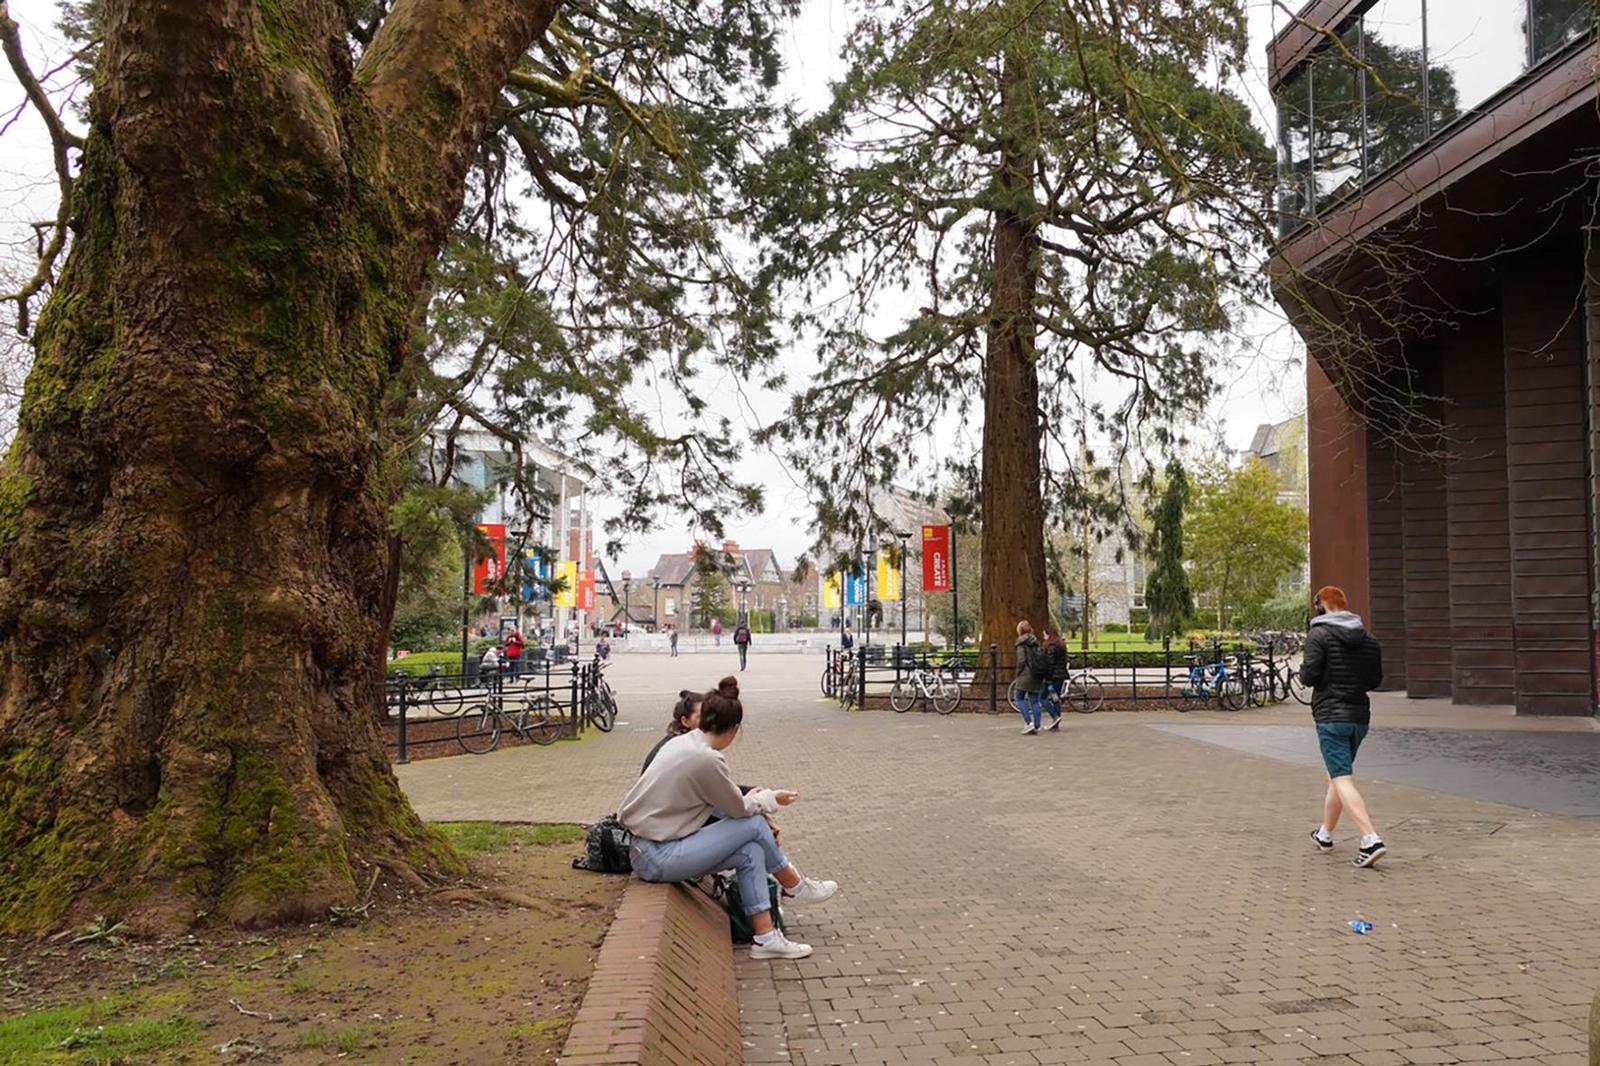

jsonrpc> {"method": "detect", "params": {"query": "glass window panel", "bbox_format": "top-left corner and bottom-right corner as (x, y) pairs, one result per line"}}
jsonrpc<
(1531, 0), (1592, 62)
(1426, 0), (1530, 130)
(1312, 24), (1364, 214)
(1362, 0), (1428, 175)
(1275, 66), (1313, 236)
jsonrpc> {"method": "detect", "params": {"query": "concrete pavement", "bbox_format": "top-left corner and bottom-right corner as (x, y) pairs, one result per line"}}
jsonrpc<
(396, 652), (1600, 1065)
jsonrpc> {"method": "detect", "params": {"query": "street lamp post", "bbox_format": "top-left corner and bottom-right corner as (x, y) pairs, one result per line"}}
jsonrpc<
(895, 529), (910, 649)
(621, 570), (632, 636)
(650, 577), (660, 633)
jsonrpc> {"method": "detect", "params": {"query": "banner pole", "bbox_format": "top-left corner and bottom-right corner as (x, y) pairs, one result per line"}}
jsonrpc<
(951, 527), (960, 650)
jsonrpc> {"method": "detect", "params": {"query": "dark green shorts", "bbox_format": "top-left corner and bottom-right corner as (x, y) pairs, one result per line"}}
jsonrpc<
(1316, 721), (1369, 778)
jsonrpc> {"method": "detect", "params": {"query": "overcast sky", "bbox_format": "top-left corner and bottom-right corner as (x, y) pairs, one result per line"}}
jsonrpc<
(0, 0), (1305, 581)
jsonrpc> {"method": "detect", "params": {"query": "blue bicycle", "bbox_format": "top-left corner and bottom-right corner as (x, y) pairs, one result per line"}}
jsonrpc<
(1177, 652), (1245, 712)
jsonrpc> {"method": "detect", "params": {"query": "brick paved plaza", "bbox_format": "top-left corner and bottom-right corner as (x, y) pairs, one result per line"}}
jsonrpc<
(396, 651), (1600, 1065)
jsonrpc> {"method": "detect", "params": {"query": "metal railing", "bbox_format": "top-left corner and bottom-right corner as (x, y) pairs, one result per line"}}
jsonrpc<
(382, 657), (608, 762)
(820, 638), (1298, 714)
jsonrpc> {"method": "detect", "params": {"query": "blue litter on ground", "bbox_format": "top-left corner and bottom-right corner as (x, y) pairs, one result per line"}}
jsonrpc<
(1348, 920), (1374, 934)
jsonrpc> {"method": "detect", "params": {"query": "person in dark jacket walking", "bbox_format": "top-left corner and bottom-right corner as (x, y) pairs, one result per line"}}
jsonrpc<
(1014, 621), (1049, 735)
(734, 622), (752, 670)
(1299, 585), (1386, 868)
(1041, 629), (1069, 730)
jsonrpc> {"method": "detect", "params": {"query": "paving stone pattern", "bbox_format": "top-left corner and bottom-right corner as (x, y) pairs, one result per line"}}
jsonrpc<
(397, 655), (1600, 1065)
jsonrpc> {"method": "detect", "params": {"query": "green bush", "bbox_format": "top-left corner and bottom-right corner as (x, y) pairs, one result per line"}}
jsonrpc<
(1100, 622), (1129, 634)
(1128, 606), (1150, 627)
(387, 651), (469, 675)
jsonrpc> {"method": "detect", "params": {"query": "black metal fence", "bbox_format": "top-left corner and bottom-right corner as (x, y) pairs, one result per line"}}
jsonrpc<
(383, 657), (610, 762)
(820, 639), (1301, 714)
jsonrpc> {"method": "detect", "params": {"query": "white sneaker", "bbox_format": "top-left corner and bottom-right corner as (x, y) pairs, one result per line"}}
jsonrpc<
(750, 931), (812, 960)
(783, 876), (838, 905)
(1021, 725), (1039, 735)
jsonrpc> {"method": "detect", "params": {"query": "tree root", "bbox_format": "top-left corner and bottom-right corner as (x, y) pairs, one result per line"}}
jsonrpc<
(429, 885), (554, 913)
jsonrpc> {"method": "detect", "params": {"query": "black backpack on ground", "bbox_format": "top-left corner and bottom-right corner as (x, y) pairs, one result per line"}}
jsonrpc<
(573, 813), (633, 874)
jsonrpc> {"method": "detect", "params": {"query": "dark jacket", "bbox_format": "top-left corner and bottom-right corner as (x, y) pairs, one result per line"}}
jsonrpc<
(1044, 641), (1070, 686)
(1014, 633), (1046, 692)
(1298, 611), (1383, 724)
(733, 626), (751, 646)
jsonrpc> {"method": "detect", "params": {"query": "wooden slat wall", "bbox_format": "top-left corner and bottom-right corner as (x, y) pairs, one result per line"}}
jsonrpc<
(1585, 238), (1600, 711)
(1443, 328), (1516, 704)
(1503, 266), (1595, 715)
(1364, 438), (1407, 690)
(1400, 362), (1453, 699)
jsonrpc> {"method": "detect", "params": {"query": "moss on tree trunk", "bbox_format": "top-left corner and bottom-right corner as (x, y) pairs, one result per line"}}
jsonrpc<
(0, 0), (558, 932)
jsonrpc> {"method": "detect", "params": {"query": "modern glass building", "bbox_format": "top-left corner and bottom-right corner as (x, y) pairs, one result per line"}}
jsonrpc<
(1270, 0), (1599, 714)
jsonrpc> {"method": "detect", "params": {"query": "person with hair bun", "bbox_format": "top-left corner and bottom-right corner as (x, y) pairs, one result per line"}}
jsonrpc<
(639, 690), (703, 776)
(618, 676), (838, 960)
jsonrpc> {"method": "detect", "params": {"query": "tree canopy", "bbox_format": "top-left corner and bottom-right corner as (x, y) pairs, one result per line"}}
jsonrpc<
(1186, 458), (1307, 631)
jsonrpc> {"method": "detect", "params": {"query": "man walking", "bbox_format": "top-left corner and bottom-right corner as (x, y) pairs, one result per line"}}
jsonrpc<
(734, 620), (752, 671)
(711, 617), (723, 646)
(1300, 585), (1387, 868)
(669, 628), (679, 657)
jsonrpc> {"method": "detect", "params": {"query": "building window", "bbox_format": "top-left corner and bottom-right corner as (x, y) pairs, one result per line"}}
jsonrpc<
(664, 597), (676, 617)
(1274, 0), (1593, 234)
(1312, 22), (1365, 215)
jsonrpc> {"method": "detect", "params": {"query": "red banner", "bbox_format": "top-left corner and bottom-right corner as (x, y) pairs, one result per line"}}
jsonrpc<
(472, 523), (507, 594)
(921, 524), (951, 592)
(577, 570), (596, 611)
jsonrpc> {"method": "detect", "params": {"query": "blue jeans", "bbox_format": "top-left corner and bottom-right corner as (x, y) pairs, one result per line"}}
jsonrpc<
(631, 815), (788, 915)
(1017, 687), (1052, 728)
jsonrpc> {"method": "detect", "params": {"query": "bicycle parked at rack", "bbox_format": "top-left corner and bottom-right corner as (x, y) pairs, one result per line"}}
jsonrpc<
(1177, 652), (1245, 711)
(1008, 665), (1106, 715)
(890, 665), (962, 715)
(588, 656), (618, 732)
(456, 681), (563, 754)
(387, 668), (468, 717)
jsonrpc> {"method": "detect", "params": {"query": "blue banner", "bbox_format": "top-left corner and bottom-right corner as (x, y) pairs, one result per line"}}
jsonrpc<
(522, 550), (552, 602)
(843, 571), (868, 607)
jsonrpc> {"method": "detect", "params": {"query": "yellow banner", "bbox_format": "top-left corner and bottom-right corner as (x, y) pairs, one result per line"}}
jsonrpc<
(554, 560), (578, 608)
(877, 553), (901, 601)
(822, 571), (841, 609)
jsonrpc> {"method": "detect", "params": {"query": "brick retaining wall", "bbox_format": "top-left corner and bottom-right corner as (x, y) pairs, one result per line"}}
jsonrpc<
(560, 880), (740, 1065)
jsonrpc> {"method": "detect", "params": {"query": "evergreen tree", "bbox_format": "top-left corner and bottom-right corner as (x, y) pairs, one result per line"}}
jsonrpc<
(689, 545), (732, 629)
(752, 0), (1272, 660)
(1143, 459), (1192, 641)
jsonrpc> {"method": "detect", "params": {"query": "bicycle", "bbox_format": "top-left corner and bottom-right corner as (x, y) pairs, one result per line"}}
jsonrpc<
(1176, 653), (1244, 712)
(890, 666), (961, 714)
(387, 669), (468, 718)
(1059, 666), (1106, 713)
(456, 687), (563, 754)
(587, 656), (617, 732)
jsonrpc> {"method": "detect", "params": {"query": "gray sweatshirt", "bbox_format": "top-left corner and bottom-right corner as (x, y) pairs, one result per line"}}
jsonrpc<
(617, 730), (778, 842)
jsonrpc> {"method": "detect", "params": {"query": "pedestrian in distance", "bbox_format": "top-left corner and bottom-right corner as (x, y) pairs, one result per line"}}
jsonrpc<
(618, 677), (839, 960)
(1300, 585), (1387, 868)
(1041, 629), (1069, 730)
(734, 621), (752, 671)
(712, 617), (723, 646)
(669, 628), (679, 657)
(1013, 620), (1049, 735)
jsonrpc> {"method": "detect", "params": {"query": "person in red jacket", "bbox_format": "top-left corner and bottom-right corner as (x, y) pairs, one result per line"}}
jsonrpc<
(504, 627), (524, 679)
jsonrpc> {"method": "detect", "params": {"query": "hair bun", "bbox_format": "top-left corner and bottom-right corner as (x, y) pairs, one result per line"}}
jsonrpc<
(716, 676), (739, 699)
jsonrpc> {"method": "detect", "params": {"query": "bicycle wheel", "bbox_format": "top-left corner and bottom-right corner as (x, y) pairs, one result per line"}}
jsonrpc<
(456, 705), (503, 754)
(432, 684), (469, 717)
(1006, 680), (1021, 711)
(519, 697), (563, 745)
(889, 680), (916, 712)
(821, 664), (836, 698)
(593, 686), (617, 732)
(1288, 666), (1310, 705)
(1066, 674), (1105, 713)
(1219, 673), (1246, 711)
(932, 676), (961, 714)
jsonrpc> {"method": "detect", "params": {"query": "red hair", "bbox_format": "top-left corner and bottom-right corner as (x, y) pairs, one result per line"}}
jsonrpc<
(1315, 585), (1348, 612)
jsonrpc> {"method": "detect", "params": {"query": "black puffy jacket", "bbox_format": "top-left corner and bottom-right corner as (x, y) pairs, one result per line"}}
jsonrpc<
(1044, 641), (1070, 686)
(1298, 613), (1383, 724)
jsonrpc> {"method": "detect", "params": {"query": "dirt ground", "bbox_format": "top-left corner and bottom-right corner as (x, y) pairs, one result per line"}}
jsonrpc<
(0, 823), (625, 1064)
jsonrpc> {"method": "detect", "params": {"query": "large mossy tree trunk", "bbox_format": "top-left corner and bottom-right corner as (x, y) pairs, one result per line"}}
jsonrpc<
(0, 0), (559, 932)
(978, 49), (1049, 677)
